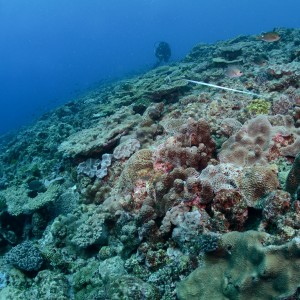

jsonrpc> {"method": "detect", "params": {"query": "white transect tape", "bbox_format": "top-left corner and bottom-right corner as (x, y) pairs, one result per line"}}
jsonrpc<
(186, 79), (261, 97)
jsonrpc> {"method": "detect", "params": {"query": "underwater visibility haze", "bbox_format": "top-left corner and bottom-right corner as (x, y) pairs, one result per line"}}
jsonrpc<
(1, 0), (300, 299)
(1, 0), (300, 134)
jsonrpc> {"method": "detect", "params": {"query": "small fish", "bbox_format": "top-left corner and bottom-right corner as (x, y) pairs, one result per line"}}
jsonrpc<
(252, 55), (268, 66)
(257, 32), (281, 42)
(225, 66), (243, 78)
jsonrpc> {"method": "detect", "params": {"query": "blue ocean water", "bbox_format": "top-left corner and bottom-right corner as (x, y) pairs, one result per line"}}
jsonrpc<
(0, 0), (299, 135)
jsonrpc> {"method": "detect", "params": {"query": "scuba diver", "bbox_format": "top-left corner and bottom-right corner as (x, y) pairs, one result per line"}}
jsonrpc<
(153, 41), (171, 68)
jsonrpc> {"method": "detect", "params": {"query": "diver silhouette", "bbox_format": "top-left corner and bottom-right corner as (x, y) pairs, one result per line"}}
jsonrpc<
(153, 41), (171, 68)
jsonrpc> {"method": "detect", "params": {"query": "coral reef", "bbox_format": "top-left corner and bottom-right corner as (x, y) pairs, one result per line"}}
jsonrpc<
(1, 28), (300, 299)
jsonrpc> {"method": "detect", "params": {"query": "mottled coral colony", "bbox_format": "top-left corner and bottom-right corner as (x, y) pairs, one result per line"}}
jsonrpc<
(0, 28), (300, 299)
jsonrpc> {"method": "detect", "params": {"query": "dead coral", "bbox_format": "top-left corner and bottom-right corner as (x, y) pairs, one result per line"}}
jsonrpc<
(58, 107), (141, 158)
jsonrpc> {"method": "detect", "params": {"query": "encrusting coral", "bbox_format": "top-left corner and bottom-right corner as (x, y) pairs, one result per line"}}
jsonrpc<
(177, 231), (300, 300)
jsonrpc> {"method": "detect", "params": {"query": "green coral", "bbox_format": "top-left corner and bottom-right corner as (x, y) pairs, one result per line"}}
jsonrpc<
(177, 231), (300, 300)
(246, 99), (271, 115)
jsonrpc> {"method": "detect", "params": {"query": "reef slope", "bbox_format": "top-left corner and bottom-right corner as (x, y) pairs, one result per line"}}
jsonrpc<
(0, 28), (300, 299)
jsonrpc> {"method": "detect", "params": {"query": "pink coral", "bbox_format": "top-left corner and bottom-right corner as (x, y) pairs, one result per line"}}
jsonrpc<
(154, 118), (215, 171)
(219, 115), (272, 166)
(219, 115), (300, 165)
(268, 132), (295, 160)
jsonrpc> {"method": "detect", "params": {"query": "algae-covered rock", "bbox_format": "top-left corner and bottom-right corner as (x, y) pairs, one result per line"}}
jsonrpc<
(0, 270), (69, 300)
(30, 270), (70, 300)
(216, 45), (243, 60)
(212, 57), (243, 66)
(99, 256), (126, 283)
(107, 275), (160, 300)
(177, 231), (300, 300)
(73, 260), (106, 300)
(0, 184), (60, 216)
(144, 79), (189, 102)
(0, 268), (27, 300)
(58, 108), (142, 158)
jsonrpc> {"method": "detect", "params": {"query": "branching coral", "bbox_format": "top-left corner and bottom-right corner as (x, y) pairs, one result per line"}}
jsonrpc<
(5, 241), (44, 272)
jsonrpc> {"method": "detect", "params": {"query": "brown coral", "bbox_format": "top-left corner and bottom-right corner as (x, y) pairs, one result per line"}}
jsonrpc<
(154, 167), (201, 215)
(212, 189), (248, 230)
(116, 149), (154, 194)
(239, 165), (280, 207)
